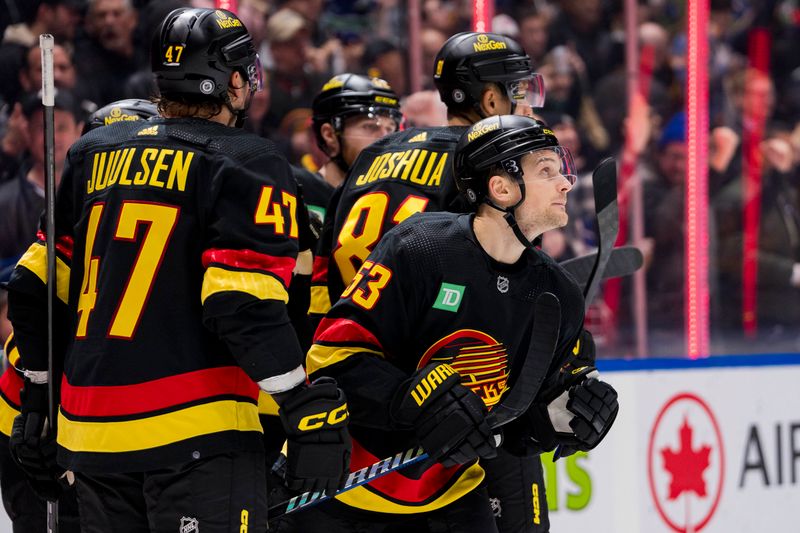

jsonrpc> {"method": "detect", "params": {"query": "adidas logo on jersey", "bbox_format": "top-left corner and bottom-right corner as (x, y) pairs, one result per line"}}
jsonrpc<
(137, 125), (159, 136)
(409, 132), (427, 142)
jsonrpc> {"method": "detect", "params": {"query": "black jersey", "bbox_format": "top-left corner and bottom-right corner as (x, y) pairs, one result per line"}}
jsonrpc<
(6, 118), (304, 473)
(291, 165), (335, 222)
(0, 334), (23, 438)
(319, 126), (468, 310)
(307, 212), (584, 514)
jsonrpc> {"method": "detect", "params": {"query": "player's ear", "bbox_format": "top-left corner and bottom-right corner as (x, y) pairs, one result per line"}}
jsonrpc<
(479, 84), (503, 117)
(487, 173), (517, 207)
(319, 123), (341, 157)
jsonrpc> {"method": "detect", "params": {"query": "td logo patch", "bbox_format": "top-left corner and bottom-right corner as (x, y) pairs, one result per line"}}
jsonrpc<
(433, 283), (464, 312)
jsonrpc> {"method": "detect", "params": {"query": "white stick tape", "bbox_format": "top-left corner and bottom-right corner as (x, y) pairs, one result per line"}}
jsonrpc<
(39, 34), (55, 106)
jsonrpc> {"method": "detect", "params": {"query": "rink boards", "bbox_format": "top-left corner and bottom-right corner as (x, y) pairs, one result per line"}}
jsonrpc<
(548, 354), (800, 533)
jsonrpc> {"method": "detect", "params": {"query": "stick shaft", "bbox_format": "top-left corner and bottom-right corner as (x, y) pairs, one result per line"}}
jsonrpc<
(40, 33), (60, 531)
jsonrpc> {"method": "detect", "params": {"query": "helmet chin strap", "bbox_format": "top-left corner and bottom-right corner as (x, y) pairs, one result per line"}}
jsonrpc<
(482, 174), (539, 252)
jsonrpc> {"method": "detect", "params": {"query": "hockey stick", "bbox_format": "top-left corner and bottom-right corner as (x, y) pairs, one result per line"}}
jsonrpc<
(40, 33), (59, 533)
(559, 245), (642, 291)
(582, 158), (619, 309)
(269, 293), (561, 519)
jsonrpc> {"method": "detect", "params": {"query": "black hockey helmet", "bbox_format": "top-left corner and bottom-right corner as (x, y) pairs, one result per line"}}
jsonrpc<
(311, 73), (402, 151)
(83, 98), (158, 134)
(433, 32), (544, 115)
(152, 8), (262, 102)
(454, 114), (576, 206)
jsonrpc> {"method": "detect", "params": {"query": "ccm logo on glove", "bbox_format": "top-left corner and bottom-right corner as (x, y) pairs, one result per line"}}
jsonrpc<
(298, 403), (349, 431)
(412, 363), (456, 406)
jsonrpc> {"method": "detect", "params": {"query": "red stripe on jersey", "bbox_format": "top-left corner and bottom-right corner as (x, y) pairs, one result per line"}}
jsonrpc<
(61, 366), (259, 417)
(350, 439), (464, 503)
(0, 368), (23, 406)
(202, 248), (295, 287)
(36, 231), (74, 260)
(314, 318), (383, 349)
(311, 256), (328, 283)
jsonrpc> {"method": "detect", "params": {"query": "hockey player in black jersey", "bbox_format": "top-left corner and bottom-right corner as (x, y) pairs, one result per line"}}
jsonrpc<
(291, 117), (618, 532)
(306, 73), (402, 322)
(316, 31), (566, 533)
(4, 8), (350, 532)
(321, 31), (545, 313)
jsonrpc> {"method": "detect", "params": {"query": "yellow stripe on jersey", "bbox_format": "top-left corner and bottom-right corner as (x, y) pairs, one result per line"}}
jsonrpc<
(201, 266), (289, 304)
(0, 395), (19, 437)
(3, 332), (20, 369)
(306, 344), (384, 375)
(309, 285), (332, 315)
(334, 463), (485, 514)
(258, 391), (280, 416)
(16, 242), (70, 303)
(58, 399), (261, 453)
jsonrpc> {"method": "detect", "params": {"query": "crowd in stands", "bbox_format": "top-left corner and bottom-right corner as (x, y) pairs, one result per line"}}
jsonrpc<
(1, 0), (799, 357)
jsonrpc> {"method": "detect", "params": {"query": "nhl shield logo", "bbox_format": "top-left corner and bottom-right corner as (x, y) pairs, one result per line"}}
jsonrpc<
(496, 275), (509, 293)
(180, 517), (199, 533)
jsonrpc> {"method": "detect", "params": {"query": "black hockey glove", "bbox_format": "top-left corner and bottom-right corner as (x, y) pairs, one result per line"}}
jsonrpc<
(278, 377), (351, 495)
(538, 329), (597, 404)
(391, 363), (497, 467)
(9, 382), (66, 501)
(526, 368), (619, 458)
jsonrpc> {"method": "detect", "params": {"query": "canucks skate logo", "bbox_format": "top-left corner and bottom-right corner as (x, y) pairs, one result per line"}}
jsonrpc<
(473, 34), (507, 53)
(422, 330), (510, 407)
(180, 517), (199, 533)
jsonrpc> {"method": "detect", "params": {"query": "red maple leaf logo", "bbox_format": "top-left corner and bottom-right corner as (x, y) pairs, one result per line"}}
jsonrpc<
(660, 416), (711, 500)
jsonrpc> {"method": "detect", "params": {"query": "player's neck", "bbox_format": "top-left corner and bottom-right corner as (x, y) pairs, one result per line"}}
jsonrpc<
(473, 211), (527, 264)
(320, 161), (346, 188)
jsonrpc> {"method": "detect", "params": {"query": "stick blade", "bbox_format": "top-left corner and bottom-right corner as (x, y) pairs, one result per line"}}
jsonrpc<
(583, 158), (619, 307)
(560, 245), (643, 290)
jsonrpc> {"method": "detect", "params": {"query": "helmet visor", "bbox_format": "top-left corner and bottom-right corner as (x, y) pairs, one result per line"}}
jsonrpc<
(246, 54), (264, 93)
(505, 73), (546, 109)
(519, 145), (577, 186)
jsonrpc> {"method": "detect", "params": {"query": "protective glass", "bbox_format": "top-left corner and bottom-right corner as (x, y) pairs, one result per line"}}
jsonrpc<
(505, 73), (546, 109)
(517, 145), (577, 185)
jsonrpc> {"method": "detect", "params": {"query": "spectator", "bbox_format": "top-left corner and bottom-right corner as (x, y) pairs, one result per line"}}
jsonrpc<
(0, 90), (83, 266)
(363, 39), (408, 97)
(0, 0), (83, 105)
(73, 0), (145, 105)
(401, 90), (447, 128)
(263, 8), (328, 137)
(713, 123), (800, 352)
(516, 6), (551, 66)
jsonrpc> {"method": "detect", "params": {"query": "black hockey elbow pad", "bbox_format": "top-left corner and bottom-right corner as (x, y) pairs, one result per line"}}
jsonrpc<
(390, 363), (496, 467)
(278, 377), (351, 495)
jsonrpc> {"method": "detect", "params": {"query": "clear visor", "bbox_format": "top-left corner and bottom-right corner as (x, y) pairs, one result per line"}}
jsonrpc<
(343, 108), (401, 137)
(246, 54), (264, 93)
(505, 73), (546, 109)
(519, 145), (577, 185)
